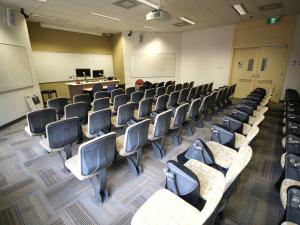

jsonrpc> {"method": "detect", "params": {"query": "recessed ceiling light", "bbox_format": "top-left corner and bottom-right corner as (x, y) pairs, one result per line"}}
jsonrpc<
(179, 17), (196, 25)
(232, 4), (248, 15)
(37, 0), (47, 2)
(32, 14), (69, 22)
(136, 0), (160, 10)
(90, 12), (121, 21)
(144, 25), (159, 31)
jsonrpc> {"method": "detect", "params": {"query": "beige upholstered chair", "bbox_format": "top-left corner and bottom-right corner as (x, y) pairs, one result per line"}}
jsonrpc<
(131, 161), (225, 225)
(185, 145), (252, 192)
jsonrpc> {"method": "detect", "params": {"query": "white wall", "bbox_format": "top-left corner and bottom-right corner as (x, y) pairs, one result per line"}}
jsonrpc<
(122, 32), (182, 87)
(0, 4), (41, 126)
(282, 14), (300, 99)
(180, 25), (234, 88)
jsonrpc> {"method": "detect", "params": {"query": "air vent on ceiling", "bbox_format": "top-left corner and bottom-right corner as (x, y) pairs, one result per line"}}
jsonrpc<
(173, 21), (190, 27)
(113, 0), (140, 9)
(259, 2), (283, 11)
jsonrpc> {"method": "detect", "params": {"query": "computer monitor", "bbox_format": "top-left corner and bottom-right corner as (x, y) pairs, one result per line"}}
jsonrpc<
(93, 70), (104, 78)
(76, 69), (91, 77)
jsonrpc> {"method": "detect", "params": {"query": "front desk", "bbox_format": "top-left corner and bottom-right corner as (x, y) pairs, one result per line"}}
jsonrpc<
(66, 79), (120, 100)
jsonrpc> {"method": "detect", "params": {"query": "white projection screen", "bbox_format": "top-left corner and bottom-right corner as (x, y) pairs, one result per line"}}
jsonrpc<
(129, 53), (176, 78)
(0, 43), (33, 92)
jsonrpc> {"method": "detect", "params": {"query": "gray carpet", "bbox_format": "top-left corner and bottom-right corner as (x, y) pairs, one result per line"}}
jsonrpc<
(0, 102), (284, 225)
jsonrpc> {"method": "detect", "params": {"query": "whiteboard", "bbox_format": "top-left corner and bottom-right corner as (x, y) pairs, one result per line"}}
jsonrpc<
(0, 43), (33, 92)
(130, 53), (176, 78)
(33, 51), (114, 83)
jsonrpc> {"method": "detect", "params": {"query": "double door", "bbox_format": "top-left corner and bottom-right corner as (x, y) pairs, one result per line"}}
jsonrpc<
(230, 46), (287, 102)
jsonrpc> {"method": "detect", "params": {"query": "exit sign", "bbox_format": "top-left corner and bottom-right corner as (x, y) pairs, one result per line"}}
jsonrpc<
(266, 16), (281, 24)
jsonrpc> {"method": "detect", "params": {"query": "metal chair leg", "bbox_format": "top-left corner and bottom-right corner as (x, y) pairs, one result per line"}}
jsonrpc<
(90, 169), (109, 206)
(127, 148), (142, 176)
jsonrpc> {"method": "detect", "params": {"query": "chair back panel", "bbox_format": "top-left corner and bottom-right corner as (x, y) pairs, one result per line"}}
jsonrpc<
(47, 117), (79, 148)
(27, 108), (56, 133)
(80, 132), (116, 176)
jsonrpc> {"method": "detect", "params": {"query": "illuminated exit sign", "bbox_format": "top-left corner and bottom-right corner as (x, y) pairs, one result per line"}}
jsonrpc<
(266, 16), (281, 24)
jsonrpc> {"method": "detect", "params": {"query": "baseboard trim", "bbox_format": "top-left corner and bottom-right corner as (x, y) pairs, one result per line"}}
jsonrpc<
(0, 115), (26, 130)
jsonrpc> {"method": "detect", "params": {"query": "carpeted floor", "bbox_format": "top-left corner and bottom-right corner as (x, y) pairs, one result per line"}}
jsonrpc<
(0, 102), (284, 225)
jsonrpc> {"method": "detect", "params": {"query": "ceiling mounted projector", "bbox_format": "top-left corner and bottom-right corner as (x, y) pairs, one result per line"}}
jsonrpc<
(146, 9), (171, 21)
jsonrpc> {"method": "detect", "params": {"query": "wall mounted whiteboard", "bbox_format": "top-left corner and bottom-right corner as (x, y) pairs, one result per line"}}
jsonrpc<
(33, 51), (114, 83)
(0, 43), (33, 93)
(130, 53), (176, 78)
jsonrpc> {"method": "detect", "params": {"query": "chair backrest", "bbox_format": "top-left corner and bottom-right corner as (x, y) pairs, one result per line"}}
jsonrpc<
(27, 108), (57, 134)
(114, 94), (130, 111)
(166, 85), (175, 95)
(178, 88), (189, 104)
(208, 82), (214, 93)
(151, 83), (157, 89)
(92, 83), (102, 95)
(188, 81), (194, 89)
(144, 81), (152, 88)
(65, 102), (89, 123)
(236, 103), (254, 116)
(183, 82), (189, 89)
(47, 97), (68, 118)
(126, 87), (136, 96)
(173, 103), (189, 127)
(175, 83), (183, 92)
(208, 91), (218, 108)
(111, 88), (124, 103)
(117, 102), (135, 125)
(144, 88), (156, 99)
(165, 160), (200, 207)
(93, 97), (110, 111)
(188, 98), (202, 120)
(73, 94), (90, 104)
(202, 83), (209, 95)
(94, 91), (109, 100)
(168, 91), (179, 108)
(156, 86), (166, 97)
(231, 108), (249, 123)
(137, 98), (152, 118)
(155, 94), (169, 113)
(131, 91), (144, 104)
(123, 119), (150, 153)
(137, 85), (147, 92)
(157, 82), (164, 87)
(225, 145), (252, 190)
(152, 110), (172, 138)
(165, 81), (173, 87)
(187, 86), (197, 102)
(222, 115), (243, 133)
(195, 85), (204, 98)
(211, 124), (235, 148)
(88, 109), (111, 136)
(46, 117), (80, 148)
(198, 95), (209, 113)
(79, 132), (116, 176)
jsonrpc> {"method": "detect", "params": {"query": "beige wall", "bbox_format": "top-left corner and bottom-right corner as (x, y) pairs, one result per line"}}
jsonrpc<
(233, 15), (296, 48)
(111, 33), (125, 84)
(28, 22), (112, 54)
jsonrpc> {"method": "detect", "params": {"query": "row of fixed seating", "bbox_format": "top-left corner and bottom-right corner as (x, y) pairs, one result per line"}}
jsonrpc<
(131, 87), (273, 225)
(24, 81), (233, 206)
(276, 88), (300, 225)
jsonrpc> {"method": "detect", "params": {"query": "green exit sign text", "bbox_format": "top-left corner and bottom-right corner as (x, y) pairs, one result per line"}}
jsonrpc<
(266, 16), (281, 24)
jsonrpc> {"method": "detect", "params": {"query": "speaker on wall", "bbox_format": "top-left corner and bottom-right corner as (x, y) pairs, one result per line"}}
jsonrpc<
(5, 8), (16, 26)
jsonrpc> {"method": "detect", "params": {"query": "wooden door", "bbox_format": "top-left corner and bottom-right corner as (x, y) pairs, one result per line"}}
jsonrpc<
(254, 46), (287, 102)
(230, 48), (260, 98)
